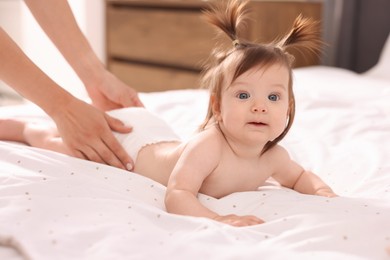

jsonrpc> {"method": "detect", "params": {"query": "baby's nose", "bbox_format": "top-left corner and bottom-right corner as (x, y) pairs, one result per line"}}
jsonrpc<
(251, 103), (267, 113)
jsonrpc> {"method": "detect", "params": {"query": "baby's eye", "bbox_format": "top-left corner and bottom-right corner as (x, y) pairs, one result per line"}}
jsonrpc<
(268, 94), (280, 101)
(237, 92), (250, 99)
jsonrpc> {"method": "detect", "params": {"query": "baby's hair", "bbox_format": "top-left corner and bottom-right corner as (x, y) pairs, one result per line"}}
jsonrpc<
(199, 0), (323, 154)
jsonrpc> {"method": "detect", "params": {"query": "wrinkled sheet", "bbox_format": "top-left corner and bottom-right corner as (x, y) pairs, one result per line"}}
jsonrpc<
(0, 66), (389, 260)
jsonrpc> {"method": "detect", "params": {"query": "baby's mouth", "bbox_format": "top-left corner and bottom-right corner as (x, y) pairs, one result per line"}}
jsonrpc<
(248, 122), (267, 126)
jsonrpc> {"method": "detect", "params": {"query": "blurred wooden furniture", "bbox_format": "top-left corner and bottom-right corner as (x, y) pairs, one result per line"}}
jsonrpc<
(105, 0), (322, 92)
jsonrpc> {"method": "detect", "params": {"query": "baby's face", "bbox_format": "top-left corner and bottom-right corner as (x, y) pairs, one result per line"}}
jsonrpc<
(216, 63), (290, 146)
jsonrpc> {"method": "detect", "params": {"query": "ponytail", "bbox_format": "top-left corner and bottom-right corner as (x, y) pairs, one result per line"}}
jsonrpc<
(277, 14), (323, 56)
(203, 0), (249, 47)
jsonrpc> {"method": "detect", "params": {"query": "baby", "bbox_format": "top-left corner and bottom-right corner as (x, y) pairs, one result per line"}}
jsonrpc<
(0, 0), (336, 227)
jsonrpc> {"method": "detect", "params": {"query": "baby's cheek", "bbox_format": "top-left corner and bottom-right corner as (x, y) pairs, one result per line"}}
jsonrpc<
(274, 121), (288, 138)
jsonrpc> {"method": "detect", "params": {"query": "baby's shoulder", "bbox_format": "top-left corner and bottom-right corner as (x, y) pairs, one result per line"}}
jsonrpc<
(262, 144), (291, 163)
(190, 126), (224, 143)
(185, 126), (224, 152)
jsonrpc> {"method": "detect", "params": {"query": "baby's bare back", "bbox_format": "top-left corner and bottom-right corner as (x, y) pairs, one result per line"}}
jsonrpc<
(133, 141), (184, 185)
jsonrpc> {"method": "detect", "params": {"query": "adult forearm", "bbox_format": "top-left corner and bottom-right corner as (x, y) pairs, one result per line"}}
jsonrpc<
(0, 28), (73, 116)
(23, 0), (104, 86)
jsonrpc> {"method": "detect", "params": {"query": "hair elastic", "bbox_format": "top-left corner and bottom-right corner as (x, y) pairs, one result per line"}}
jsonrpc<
(232, 39), (240, 47)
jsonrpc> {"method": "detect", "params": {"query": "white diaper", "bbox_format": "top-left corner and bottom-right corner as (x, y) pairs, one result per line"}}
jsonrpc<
(107, 107), (181, 162)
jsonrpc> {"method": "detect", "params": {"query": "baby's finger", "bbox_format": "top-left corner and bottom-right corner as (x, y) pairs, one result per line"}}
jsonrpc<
(246, 215), (265, 224)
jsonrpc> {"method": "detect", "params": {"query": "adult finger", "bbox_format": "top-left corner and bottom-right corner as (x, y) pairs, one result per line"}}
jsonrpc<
(78, 145), (106, 165)
(119, 89), (144, 108)
(101, 131), (134, 171)
(71, 148), (87, 160)
(105, 114), (132, 134)
(77, 138), (130, 171)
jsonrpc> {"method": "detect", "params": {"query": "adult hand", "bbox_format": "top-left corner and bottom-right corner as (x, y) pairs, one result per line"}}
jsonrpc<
(51, 97), (134, 170)
(85, 69), (144, 111)
(213, 214), (264, 227)
(23, 0), (143, 111)
(1, 3), (135, 170)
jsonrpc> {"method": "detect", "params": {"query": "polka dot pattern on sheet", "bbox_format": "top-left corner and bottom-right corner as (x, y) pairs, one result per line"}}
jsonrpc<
(1, 140), (390, 259)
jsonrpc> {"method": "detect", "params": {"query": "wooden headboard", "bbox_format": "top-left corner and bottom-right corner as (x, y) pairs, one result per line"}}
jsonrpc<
(105, 0), (322, 92)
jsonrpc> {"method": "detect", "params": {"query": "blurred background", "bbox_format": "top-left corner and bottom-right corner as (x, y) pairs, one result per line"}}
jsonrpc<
(1, 0), (389, 103)
(0, 0), (104, 102)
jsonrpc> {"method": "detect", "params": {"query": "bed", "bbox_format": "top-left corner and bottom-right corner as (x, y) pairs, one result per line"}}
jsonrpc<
(1, 35), (390, 259)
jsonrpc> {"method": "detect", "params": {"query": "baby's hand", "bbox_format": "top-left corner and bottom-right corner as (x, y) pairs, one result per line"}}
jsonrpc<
(213, 214), (264, 227)
(316, 188), (338, 198)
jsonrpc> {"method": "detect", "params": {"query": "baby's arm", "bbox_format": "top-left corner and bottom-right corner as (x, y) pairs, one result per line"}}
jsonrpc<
(165, 133), (220, 218)
(271, 146), (337, 197)
(292, 170), (337, 197)
(165, 132), (263, 227)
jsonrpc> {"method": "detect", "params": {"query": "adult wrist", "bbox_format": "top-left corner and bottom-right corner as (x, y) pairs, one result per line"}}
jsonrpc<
(43, 88), (76, 119)
(72, 50), (106, 88)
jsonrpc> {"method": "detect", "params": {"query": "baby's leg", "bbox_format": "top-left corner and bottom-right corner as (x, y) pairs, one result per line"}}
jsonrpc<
(0, 119), (27, 143)
(0, 118), (71, 155)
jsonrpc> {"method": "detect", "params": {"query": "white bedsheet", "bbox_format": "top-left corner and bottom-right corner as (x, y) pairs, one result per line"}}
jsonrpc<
(0, 66), (389, 260)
